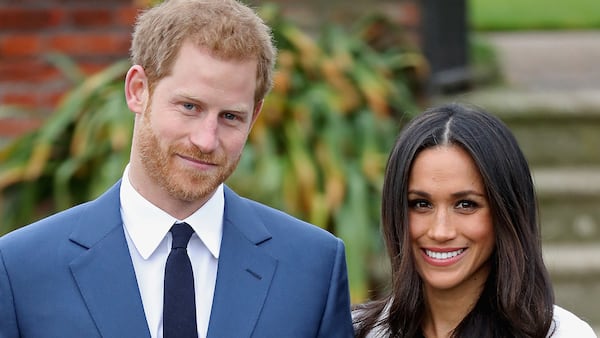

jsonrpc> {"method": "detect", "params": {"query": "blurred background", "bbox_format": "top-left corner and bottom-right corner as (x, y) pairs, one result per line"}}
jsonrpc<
(1, 0), (599, 333)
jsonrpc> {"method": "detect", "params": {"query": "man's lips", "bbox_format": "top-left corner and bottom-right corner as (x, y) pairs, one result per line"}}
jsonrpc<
(177, 154), (217, 167)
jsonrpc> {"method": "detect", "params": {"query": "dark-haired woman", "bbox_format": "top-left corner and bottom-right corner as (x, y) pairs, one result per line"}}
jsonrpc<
(353, 103), (596, 337)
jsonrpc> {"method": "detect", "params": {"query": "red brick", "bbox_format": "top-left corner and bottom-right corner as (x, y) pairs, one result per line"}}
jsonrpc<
(39, 89), (69, 109)
(0, 59), (62, 83)
(29, 88), (69, 111)
(2, 92), (40, 108)
(0, 8), (65, 30)
(115, 6), (141, 28)
(49, 33), (130, 56)
(3, 0), (63, 4)
(71, 8), (113, 28)
(0, 85), (70, 110)
(0, 34), (43, 57)
(79, 62), (111, 75)
(61, 0), (137, 4)
(0, 117), (43, 137)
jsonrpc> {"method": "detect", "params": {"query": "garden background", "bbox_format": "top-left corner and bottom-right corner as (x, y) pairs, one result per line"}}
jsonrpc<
(1, 0), (599, 333)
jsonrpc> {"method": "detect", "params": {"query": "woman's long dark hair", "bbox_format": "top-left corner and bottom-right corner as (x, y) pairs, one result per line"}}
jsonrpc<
(354, 103), (554, 337)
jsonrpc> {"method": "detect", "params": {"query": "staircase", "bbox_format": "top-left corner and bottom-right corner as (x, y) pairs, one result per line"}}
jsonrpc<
(434, 31), (600, 333)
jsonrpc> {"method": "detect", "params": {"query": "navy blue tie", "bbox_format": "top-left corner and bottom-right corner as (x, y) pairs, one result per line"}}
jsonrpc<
(164, 222), (198, 338)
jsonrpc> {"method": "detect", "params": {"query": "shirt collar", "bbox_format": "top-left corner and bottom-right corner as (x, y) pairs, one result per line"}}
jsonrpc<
(120, 164), (223, 260)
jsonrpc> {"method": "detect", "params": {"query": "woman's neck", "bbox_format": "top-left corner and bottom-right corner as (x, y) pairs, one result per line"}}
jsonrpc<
(421, 277), (487, 338)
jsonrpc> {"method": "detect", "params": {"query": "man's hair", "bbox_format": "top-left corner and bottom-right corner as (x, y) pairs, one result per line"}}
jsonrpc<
(130, 0), (276, 102)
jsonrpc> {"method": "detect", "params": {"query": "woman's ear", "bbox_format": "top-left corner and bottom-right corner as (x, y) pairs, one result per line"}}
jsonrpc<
(125, 65), (149, 115)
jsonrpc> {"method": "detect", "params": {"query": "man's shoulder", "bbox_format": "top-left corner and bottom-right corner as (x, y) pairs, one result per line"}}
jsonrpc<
(0, 200), (91, 251)
(224, 186), (340, 247)
(0, 181), (121, 252)
(241, 195), (338, 241)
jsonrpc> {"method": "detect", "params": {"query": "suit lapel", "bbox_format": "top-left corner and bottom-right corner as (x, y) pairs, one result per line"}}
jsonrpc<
(207, 186), (277, 338)
(69, 182), (150, 338)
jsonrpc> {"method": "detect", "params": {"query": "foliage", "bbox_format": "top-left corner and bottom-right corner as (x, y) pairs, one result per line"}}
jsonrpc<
(0, 4), (426, 302)
(468, 34), (502, 87)
(232, 5), (426, 301)
(470, 0), (600, 31)
(0, 57), (133, 233)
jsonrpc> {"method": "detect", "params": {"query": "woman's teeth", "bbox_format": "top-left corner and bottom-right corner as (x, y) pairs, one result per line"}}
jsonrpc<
(425, 249), (465, 260)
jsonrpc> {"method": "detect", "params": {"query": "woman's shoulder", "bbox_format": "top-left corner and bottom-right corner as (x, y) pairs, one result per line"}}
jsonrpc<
(549, 305), (597, 338)
(352, 301), (390, 338)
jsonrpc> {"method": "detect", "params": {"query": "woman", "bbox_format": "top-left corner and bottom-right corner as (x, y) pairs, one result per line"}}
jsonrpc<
(353, 103), (596, 337)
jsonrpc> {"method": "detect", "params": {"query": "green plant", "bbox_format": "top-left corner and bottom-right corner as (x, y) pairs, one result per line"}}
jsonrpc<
(0, 4), (425, 302)
(468, 34), (503, 87)
(470, 0), (600, 31)
(0, 56), (132, 234)
(231, 5), (427, 302)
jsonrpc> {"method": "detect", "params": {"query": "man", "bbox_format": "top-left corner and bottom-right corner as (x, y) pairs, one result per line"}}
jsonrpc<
(0, 1), (353, 337)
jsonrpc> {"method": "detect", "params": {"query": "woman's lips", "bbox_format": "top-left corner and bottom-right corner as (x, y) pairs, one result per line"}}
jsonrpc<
(421, 248), (466, 267)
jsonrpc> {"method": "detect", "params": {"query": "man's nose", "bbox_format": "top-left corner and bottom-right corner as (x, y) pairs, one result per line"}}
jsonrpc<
(189, 114), (219, 153)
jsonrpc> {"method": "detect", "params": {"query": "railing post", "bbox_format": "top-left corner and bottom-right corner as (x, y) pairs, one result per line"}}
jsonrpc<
(420, 0), (470, 94)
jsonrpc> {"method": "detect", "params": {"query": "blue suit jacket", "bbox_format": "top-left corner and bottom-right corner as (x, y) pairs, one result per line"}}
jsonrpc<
(0, 182), (353, 337)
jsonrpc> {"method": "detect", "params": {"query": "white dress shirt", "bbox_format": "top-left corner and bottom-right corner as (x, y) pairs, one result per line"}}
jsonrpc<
(120, 165), (223, 338)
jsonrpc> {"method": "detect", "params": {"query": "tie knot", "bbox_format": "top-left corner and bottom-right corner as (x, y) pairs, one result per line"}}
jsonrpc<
(170, 222), (194, 249)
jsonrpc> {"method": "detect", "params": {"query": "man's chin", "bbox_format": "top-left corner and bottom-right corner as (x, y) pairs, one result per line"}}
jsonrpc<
(166, 179), (218, 202)
(168, 189), (209, 203)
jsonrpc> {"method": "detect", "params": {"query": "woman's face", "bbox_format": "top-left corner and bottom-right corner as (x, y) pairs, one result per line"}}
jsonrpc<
(407, 145), (495, 295)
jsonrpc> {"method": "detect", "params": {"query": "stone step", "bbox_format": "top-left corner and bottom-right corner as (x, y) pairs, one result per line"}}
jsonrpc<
(456, 88), (600, 116)
(544, 244), (600, 331)
(544, 243), (600, 276)
(533, 167), (600, 243)
(536, 170), (600, 328)
(533, 167), (600, 197)
(433, 88), (600, 166)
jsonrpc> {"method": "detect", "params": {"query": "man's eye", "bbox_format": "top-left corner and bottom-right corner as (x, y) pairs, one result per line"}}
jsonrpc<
(223, 112), (237, 120)
(182, 103), (195, 110)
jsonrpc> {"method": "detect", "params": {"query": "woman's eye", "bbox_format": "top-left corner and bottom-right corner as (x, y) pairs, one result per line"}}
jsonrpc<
(456, 200), (477, 209)
(409, 200), (431, 209)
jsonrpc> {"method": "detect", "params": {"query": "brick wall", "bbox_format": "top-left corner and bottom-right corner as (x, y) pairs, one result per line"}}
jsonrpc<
(0, 0), (420, 140)
(0, 0), (142, 139)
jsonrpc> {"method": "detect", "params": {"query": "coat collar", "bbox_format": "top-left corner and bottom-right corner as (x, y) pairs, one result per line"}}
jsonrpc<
(67, 183), (277, 338)
(68, 181), (151, 338)
(206, 186), (277, 337)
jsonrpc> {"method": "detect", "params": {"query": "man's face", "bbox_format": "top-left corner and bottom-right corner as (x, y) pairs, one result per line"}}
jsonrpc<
(132, 41), (260, 208)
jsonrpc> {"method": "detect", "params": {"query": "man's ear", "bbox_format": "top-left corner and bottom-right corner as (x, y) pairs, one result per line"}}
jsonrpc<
(250, 99), (264, 128)
(125, 65), (149, 115)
